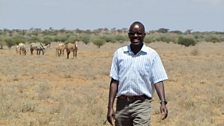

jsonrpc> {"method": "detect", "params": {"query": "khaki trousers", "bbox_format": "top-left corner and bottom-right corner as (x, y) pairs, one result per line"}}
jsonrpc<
(115, 97), (152, 126)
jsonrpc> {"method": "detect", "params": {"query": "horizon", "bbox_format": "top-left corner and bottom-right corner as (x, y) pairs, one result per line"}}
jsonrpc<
(0, 27), (223, 33)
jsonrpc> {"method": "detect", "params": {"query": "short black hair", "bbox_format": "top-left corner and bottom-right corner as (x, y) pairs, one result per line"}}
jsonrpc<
(129, 21), (145, 33)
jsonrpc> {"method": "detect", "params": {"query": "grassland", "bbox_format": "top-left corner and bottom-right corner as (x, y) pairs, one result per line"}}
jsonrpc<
(0, 42), (223, 126)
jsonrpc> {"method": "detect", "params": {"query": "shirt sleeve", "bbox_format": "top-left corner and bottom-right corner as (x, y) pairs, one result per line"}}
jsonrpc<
(151, 52), (168, 84)
(110, 51), (119, 80)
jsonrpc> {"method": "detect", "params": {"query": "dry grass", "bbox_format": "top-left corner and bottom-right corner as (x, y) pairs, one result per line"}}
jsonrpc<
(0, 42), (223, 126)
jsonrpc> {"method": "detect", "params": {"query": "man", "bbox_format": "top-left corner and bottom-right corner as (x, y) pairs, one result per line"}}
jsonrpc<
(107, 21), (168, 126)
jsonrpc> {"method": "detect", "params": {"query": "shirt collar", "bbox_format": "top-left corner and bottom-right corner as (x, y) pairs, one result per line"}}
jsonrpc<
(124, 43), (147, 55)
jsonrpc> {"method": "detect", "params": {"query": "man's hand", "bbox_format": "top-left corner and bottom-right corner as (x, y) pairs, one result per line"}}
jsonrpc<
(160, 104), (168, 120)
(107, 108), (115, 125)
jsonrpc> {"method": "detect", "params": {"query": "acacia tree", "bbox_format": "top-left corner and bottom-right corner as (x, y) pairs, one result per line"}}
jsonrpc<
(27, 36), (41, 43)
(12, 35), (26, 45)
(92, 36), (105, 48)
(157, 28), (169, 33)
(43, 35), (54, 45)
(177, 37), (196, 47)
(80, 34), (90, 45)
(5, 38), (14, 48)
(66, 36), (79, 43)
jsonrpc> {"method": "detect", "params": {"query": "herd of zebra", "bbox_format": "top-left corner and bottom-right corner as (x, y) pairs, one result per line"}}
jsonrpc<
(16, 42), (78, 59)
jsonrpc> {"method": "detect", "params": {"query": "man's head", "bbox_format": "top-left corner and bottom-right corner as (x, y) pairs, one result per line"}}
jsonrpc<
(128, 21), (146, 46)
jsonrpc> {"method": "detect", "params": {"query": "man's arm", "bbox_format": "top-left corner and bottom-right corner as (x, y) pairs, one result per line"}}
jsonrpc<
(107, 78), (118, 125)
(154, 81), (168, 120)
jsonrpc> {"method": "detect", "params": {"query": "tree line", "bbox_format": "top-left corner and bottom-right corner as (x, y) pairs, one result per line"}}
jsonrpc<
(0, 28), (223, 49)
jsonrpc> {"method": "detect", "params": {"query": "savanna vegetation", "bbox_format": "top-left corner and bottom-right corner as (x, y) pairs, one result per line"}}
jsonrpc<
(0, 28), (224, 48)
(0, 28), (223, 126)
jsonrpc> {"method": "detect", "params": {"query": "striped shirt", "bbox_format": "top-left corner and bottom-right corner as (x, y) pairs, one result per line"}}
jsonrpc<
(110, 44), (168, 98)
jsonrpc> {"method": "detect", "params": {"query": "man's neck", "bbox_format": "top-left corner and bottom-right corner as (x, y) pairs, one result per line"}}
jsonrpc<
(130, 43), (143, 55)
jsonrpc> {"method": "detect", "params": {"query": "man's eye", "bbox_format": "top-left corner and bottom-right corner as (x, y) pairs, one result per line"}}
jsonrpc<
(128, 33), (143, 36)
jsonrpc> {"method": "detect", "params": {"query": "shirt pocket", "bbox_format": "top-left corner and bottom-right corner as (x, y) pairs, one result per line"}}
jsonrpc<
(118, 57), (132, 72)
(138, 60), (152, 77)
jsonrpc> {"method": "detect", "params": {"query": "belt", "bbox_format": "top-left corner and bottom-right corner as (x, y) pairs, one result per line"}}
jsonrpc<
(118, 95), (151, 102)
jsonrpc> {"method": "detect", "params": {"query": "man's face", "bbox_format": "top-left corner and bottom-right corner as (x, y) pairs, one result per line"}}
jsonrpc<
(128, 24), (145, 46)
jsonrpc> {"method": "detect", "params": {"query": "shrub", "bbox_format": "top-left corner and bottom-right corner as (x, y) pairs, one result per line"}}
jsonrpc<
(114, 35), (128, 43)
(5, 38), (15, 48)
(54, 35), (67, 42)
(144, 33), (158, 43)
(205, 36), (220, 43)
(144, 36), (154, 43)
(177, 37), (196, 47)
(92, 37), (105, 48)
(157, 28), (169, 33)
(12, 35), (26, 45)
(27, 35), (41, 43)
(80, 34), (90, 45)
(101, 34), (116, 43)
(43, 35), (53, 44)
(157, 35), (173, 43)
(66, 36), (79, 43)
(170, 30), (182, 34)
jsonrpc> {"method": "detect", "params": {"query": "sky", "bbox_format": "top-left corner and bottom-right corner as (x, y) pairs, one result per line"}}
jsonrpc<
(0, 0), (224, 32)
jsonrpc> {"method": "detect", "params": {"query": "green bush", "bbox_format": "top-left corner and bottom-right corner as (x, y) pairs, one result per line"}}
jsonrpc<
(205, 36), (221, 43)
(157, 35), (173, 43)
(144, 36), (154, 43)
(114, 35), (128, 43)
(12, 35), (26, 45)
(43, 36), (53, 44)
(101, 34), (116, 43)
(66, 35), (79, 43)
(27, 35), (41, 43)
(177, 37), (196, 47)
(54, 35), (67, 42)
(92, 37), (105, 48)
(157, 28), (169, 33)
(5, 38), (15, 48)
(80, 34), (90, 45)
